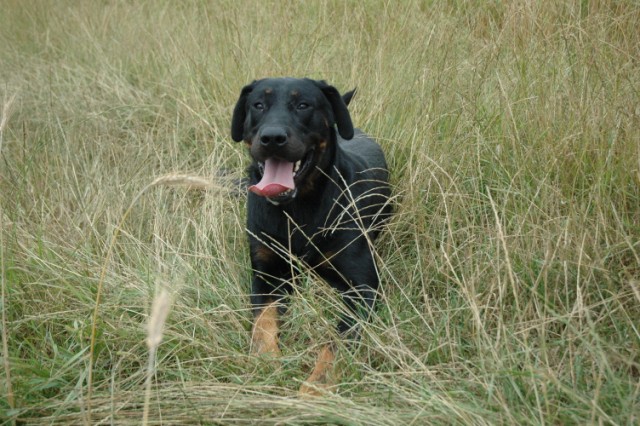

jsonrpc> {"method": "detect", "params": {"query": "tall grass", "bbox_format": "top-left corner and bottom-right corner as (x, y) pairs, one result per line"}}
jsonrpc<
(1, 0), (638, 424)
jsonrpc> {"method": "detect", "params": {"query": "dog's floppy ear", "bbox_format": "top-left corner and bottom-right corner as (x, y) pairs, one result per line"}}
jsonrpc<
(341, 88), (356, 106)
(314, 80), (355, 140)
(231, 81), (257, 142)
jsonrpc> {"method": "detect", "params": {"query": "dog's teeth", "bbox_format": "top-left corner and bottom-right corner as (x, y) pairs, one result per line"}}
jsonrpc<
(294, 160), (301, 173)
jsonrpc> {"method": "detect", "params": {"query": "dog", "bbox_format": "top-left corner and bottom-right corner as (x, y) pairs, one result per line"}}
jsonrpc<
(230, 78), (391, 395)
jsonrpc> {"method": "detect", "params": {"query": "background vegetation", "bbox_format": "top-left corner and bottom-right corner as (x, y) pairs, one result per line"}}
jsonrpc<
(1, 0), (638, 424)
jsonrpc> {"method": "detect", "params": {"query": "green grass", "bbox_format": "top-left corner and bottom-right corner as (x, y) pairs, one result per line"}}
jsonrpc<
(1, 0), (639, 424)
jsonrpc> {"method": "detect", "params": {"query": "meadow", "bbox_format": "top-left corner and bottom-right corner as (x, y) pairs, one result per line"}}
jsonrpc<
(1, 0), (639, 424)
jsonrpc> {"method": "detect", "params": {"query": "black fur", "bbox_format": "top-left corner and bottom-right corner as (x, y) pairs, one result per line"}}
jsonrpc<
(231, 78), (391, 337)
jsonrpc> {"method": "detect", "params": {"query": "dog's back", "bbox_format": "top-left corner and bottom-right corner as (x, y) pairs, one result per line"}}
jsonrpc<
(336, 130), (391, 234)
(340, 130), (388, 177)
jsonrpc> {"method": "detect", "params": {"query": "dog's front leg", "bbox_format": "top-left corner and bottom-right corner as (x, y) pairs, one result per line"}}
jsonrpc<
(298, 248), (379, 396)
(298, 343), (336, 397)
(251, 300), (281, 356)
(249, 240), (292, 356)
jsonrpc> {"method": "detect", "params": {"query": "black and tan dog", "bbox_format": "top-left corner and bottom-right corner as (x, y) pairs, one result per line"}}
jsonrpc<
(231, 77), (391, 395)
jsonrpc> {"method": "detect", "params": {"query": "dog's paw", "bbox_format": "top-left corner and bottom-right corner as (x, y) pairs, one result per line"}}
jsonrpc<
(251, 338), (282, 357)
(298, 344), (336, 397)
(298, 380), (333, 398)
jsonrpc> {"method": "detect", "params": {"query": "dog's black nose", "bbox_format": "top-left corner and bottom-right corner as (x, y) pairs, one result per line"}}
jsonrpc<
(259, 127), (288, 147)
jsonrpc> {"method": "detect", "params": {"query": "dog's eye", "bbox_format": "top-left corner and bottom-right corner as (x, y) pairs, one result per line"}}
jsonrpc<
(296, 102), (310, 110)
(253, 102), (265, 111)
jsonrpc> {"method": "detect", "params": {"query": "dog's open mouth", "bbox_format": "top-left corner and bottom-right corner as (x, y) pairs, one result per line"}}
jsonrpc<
(249, 150), (314, 200)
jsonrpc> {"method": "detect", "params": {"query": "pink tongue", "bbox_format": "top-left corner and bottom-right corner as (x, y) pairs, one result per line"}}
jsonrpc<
(249, 158), (295, 197)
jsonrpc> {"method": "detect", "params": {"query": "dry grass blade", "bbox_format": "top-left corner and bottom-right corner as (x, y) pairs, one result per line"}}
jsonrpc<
(0, 93), (17, 152)
(0, 94), (17, 129)
(143, 288), (174, 425)
(0, 206), (14, 413)
(0, 95), (16, 414)
(149, 174), (218, 190)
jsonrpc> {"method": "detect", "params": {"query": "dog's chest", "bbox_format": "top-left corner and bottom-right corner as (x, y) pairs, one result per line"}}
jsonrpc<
(249, 199), (344, 257)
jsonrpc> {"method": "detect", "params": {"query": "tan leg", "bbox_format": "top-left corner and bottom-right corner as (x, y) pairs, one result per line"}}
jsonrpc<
(251, 303), (281, 356)
(299, 344), (336, 396)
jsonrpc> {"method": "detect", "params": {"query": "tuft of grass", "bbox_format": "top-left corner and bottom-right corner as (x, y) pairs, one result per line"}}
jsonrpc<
(1, 0), (639, 424)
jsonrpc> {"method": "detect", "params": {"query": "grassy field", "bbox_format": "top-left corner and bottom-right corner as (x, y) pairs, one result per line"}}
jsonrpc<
(1, 0), (639, 424)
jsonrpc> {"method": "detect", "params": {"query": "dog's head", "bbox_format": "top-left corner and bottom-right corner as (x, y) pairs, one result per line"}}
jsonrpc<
(231, 78), (354, 204)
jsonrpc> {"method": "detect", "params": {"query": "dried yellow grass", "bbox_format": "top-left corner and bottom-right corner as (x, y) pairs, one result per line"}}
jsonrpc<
(1, 0), (638, 424)
(0, 95), (16, 413)
(149, 174), (218, 190)
(143, 287), (174, 425)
